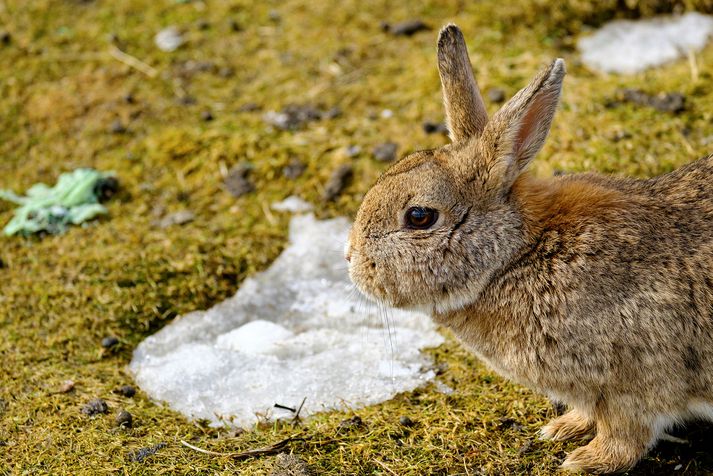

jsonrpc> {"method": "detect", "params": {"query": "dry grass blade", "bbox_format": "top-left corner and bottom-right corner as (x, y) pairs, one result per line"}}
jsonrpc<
(180, 434), (303, 459)
(109, 45), (158, 78)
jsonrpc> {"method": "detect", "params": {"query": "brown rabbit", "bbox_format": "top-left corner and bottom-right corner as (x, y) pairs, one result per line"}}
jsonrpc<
(346, 24), (713, 474)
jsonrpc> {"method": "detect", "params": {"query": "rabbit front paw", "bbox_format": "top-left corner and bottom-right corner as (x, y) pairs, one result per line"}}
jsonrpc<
(540, 409), (595, 441)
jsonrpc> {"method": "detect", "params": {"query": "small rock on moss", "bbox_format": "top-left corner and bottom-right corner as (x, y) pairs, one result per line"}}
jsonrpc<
(101, 336), (119, 348)
(127, 442), (166, 463)
(322, 164), (353, 202)
(81, 398), (108, 416)
(487, 87), (506, 103)
(422, 121), (448, 135)
(383, 20), (430, 36)
(115, 410), (133, 428)
(373, 142), (398, 162)
(270, 453), (315, 476)
(224, 164), (255, 197)
(399, 415), (415, 427)
(109, 119), (126, 134)
(336, 415), (364, 433)
(156, 210), (195, 228)
(114, 385), (136, 398)
(283, 158), (306, 180)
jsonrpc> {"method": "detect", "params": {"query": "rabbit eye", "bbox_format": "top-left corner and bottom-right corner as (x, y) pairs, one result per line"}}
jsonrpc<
(405, 207), (438, 229)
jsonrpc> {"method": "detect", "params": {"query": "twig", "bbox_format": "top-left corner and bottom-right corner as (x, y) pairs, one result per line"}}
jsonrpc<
(180, 434), (302, 459)
(109, 45), (158, 78)
(274, 403), (297, 412)
(293, 396), (307, 422)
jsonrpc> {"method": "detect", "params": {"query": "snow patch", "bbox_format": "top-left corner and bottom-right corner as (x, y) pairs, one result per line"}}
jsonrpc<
(271, 195), (313, 213)
(578, 12), (713, 74)
(129, 214), (444, 427)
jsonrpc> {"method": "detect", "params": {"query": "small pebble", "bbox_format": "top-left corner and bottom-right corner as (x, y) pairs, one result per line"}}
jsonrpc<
(263, 104), (328, 130)
(380, 109), (393, 119)
(385, 19), (430, 36)
(200, 110), (214, 121)
(372, 142), (398, 162)
(238, 102), (261, 112)
(229, 19), (242, 32)
(337, 415), (364, 433)
(154, 26), (184, 52)
(127, 442), (166, 463)
(109, 119), (126, 134)
(422, 121), (448, 135)
(57, 380), (75, 394)
(114, 385), (136, 398)
(283, 158), (306, 180)
(218, 66), (234, 78)
(345, 145), (361, 158)
(497, 417), (523, 431)
(81, 398), (109, 416)
(323, 106), (342, 119)
(674, 464), (683, 470)
(399, 416), (415, 427)
(176, 95), (197, 106)
(610, 88), (686, 113)
(323, 164), (353, 202)
(487, 87), (506, 103)
(224, 164), (255, 197)
(101, 336), (119, 348)
(115, 410), (133, 428)
(156, 210), (195, 228)
(269, 453), (315, 476)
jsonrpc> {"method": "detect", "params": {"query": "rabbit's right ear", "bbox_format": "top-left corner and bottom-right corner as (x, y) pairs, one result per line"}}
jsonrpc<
(437, 24), (488, 143)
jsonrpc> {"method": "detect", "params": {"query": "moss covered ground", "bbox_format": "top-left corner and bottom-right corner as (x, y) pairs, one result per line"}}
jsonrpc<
(1, 0), (713, 474)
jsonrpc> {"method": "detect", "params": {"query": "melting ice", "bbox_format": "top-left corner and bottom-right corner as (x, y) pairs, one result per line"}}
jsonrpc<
(578, 12), (713, 74)
(130, 213), (444, 427)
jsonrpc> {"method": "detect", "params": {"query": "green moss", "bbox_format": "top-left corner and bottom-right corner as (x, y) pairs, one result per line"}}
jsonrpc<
(1, 0), (713, 474)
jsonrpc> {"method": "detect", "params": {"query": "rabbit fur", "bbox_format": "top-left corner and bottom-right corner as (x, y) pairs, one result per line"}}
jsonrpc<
(346, 24), (713, 474)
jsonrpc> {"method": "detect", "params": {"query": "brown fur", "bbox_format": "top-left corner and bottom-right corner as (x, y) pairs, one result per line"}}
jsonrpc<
(347, 24), (713, 474)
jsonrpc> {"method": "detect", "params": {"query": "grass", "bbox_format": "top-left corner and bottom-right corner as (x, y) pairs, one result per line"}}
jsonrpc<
(1, 0), (713, 474)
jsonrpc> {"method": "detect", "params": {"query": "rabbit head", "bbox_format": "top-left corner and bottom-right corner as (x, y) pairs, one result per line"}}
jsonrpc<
(347, 25), (565, 314)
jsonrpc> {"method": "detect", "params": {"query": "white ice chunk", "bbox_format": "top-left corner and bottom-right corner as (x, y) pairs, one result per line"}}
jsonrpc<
(271, 196), (314, 213)
(129, 214), (444, 427)
(216, 320), (295, 355)
(578, 12), (713, 74)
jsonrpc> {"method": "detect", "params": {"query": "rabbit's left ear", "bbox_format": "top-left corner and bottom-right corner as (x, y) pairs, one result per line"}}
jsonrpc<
(437, 24), (488, 142)
(480, 59), (565, 185)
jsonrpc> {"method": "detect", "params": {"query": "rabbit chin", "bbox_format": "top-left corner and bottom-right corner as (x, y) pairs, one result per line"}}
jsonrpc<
(360, 282), (487, 318)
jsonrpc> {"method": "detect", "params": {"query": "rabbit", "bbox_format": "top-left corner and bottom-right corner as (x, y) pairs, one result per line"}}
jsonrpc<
(346, 23), (713, 474)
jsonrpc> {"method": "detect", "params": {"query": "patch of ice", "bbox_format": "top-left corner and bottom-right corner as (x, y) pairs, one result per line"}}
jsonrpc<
(129, 214), (444, 427)
(271, 196), (313, 213)
(578, 12), (713, 74)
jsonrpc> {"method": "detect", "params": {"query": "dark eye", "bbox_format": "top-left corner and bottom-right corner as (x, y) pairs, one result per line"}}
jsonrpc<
(404, 207), (439, 230)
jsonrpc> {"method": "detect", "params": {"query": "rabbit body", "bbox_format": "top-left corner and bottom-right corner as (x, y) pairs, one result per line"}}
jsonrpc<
(347, 24), (713, 473)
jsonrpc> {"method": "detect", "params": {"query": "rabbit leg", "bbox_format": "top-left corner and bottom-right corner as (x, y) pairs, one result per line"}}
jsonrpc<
(540, 408), (595, 441)
(560, 410), (652, 474)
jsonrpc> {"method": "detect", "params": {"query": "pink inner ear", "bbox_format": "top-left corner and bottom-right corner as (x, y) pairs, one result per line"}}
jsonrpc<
(513, 90), (551, 162)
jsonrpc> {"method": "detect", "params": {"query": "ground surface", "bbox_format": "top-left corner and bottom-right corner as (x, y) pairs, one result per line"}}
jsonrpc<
(2, 0), (713, 474)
